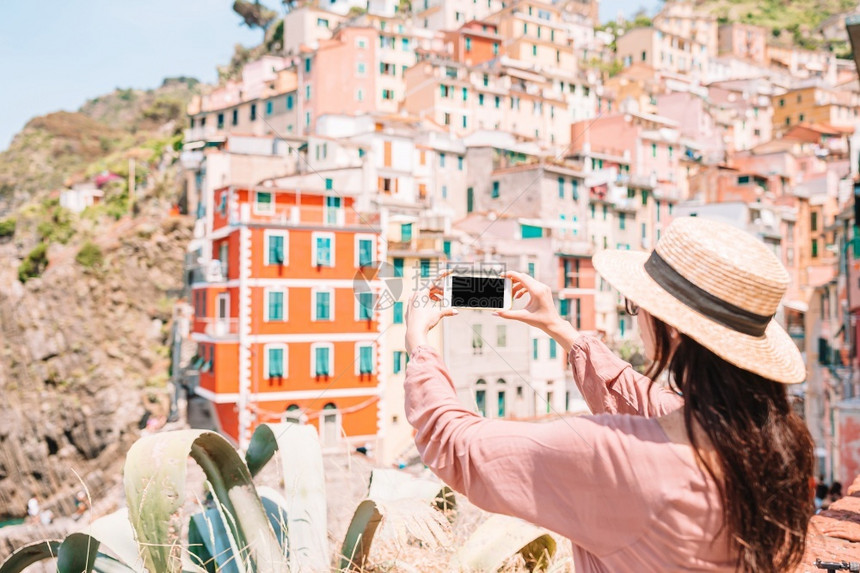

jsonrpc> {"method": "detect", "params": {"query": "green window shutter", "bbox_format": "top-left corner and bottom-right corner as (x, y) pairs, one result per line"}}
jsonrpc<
(492, 181), (500, 198)
(257, 191), (272, 208)
(359, 239), (373, 266)
(315, 291), (330, 320)
(359, 292), (373, 320)
(268, 235), (284, 264)
(559, 299), (570, 316)
(497, 391), (506, 417)
(393, 257), (404, 277)
(359, 346), (373, 374)
(316, 237), (332, 266)
(420, 258), (430, 278)
(393, 301), (404, 324)
(443, 241), (451, 258)
(549, 338), (557, 359)
(467, 187), (474, 212)
(325, 178), (333, 190)
(532, 339), (538, 360)
(528, 262), (535, 277)
(393, 351), (402, 374)
(315, 347), (330, 376)
(521, 224), (542, 239)
(268, 291), (284, 321)
(401, 223), (413, 241)
(268, 347), (284, 378)
(558, 176), (565, 198)
(476, 389), (486, 416)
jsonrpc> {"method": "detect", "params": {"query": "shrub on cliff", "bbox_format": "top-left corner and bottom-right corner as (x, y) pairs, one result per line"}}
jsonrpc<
(75, 240), (104, 269)
(18, 242), (48, 282)
(0, 217), (15, 238)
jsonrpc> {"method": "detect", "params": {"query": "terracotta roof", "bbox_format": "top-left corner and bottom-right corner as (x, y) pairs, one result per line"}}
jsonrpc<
(793, 473), (860, 571)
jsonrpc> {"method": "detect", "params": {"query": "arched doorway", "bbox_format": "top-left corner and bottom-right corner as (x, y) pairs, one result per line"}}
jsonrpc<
(285, 404), (302, 424)
(321, 403), (339, 447)
(475, 379), (486, 417)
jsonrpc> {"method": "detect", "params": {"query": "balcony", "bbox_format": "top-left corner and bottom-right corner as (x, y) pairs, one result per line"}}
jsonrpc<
(189, 259), (228, 284)
(197, 317), (239, 338)
(238, 203), (381, 229)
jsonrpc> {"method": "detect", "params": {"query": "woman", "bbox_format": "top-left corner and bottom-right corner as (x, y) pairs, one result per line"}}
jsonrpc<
(404, 217), (814, 572)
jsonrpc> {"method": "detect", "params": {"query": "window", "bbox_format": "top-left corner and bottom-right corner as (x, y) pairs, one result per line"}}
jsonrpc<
(393, 301), (404, 324)
(497, 383), (506, 417)
(475, 379), (486, 416)
(619, 212), (626, 230)
(305, 85), (311, 100)
(316, 18), (328, 28)
(325, 178), (333, 190)
(401, 223), (413, 242)
(255, 191), (273, 214)
(313, 233), (334, 267)
(467, 187), (474, 212)
(458, 156), (464, 170)
(492, 181), (500, 198)
(357, 344), (374, 375)
(357, 291), (373, 320)
(232, 109), (238, 125)
(266, 289), (286, 321)
(465, 37), (472, 52)
(479, 93), (485, 106)
(560, 298), (570, 316)
(572, 179), (579, 201)
(496, 325), (506, 347)
(602, 204), (607, 221)
(492, 42), (499, 56)
(313, 289), (332, 321)
(357, 237), (374, 267)
(651, 143), (657, 158)
(443, 112), (451, 125)
(312, 344), (332, 377)
(558, 176), (565, 198)
(532, 44), (537, 56)
(528, 262), (535, 277)
(265, 345), (286, 379)
(811, 212), (818, 232)
(357, 62), (366, 75)
(217, 113), (224, 128)
(393, 350), (405, 374)
(250, 104), (257, 121)
(549, 338), (557, 359)
(641, 189), (649, 205)
(494, 95), (501, 108)
(443, 240), (451, 258)
(393, 257), (404, 277)
(462, 115), (468, 128)
(439, 153), (446, 167)
(382, 89), (394, 100)
(472, 324), (483, 354)
(357, 37), (367, 49)
(401, 38), (409, 50)
(420, 258), (431, 277)
(532, 338), (539, 360)
(521, 224), (542, 239)
(642, 50), (647, 61)
(265, 232), (286, 265)
(286, 94), (294, 110)
(285, 404), (301, 423)
(656, 200), (661, 222)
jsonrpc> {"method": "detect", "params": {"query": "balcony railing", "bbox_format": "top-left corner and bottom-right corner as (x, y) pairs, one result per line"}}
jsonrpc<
(196, 317), (239, 338)
(238, 203), (381, 228)
(189, 260), (228, 284)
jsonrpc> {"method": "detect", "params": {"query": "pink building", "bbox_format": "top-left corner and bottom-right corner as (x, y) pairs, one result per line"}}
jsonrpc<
(717, 23), (768, 65)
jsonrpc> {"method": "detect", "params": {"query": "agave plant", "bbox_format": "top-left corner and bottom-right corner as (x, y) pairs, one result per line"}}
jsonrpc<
(0, 422), (559, 572)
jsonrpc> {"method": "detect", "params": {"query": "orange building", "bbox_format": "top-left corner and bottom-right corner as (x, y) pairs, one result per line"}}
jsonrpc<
(191, 185), (383, 449)
(445, 21), (502, 66)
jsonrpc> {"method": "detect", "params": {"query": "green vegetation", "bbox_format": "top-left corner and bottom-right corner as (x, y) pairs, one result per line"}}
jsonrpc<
(0, 217), (15, 238)
(35, 199), (75, 244)
(75, 241), (104, 269)
(18, 242), (48, 283)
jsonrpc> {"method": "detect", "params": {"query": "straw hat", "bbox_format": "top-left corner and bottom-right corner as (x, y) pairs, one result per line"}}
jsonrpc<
(592, 216), (805, 384)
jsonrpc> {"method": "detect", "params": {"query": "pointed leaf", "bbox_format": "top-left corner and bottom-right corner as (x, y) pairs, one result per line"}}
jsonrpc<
(0, 540), (61, 573)
(245, 422), (328, 571)
(453, 514), (557, 572)
(123, 429), (284, 573)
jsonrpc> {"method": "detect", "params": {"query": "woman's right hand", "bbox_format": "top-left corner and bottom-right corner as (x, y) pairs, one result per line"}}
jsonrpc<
(494, 271), (561, 331)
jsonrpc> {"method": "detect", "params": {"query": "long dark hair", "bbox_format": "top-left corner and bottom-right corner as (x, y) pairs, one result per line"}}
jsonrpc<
(645, 316), (814, 573)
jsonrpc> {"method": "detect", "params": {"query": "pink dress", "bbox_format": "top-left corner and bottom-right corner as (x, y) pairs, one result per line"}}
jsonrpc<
(404, 335), (737, 572)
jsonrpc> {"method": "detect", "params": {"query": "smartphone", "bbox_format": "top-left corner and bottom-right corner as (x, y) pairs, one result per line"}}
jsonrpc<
(444, 273), (512, 310)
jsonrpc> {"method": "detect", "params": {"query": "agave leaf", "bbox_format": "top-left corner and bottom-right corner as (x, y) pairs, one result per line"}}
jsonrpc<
(245, 422), (328, 572)
(0, 540), (61, 573)
(123, 429), (284, 573)
(187, 508), (240, 573)
(453, 514), (557, 572)
(255, 485), (290, 550)
(81, 508), (146, 572)
(368, 468), (456, 513)
(57, 532), (99, 573)
(339, 499), (383, 571)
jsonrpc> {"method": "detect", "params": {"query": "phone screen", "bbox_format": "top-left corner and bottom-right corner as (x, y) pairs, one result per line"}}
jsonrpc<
(450, 275), (506, 309)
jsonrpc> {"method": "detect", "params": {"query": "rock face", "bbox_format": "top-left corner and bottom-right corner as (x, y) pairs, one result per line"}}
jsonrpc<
(0, 216), (192, 523)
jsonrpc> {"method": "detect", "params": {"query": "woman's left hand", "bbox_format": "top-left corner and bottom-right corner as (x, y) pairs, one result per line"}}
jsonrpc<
(405, 272), (458, 355)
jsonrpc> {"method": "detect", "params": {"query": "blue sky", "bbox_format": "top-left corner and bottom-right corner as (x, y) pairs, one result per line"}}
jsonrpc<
(0, 0), (657, 152)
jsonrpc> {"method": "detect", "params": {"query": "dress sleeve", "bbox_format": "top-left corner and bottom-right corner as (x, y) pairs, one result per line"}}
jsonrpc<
(404, 344), (663, 556)
(568, 335), (683, 417)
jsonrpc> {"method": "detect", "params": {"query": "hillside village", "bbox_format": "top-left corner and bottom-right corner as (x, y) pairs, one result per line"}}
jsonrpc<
(176, 0), (860, 490)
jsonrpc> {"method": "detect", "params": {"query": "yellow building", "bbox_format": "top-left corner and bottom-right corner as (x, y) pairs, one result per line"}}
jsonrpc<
(771, 86), (860, 135)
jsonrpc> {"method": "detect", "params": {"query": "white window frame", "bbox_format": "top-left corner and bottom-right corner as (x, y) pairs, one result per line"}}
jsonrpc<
(354, 234), (376, 267)
(354, 342), (375, 375)
(311, 231), (336, 267)
(354, 289), (376, 320)
(264, 287), (288, 322)
(311, 287), (335, 322)
(253, 190), (275, 215)
(263, 343), (288, 379)
(264, 230), (288, 266)
(310, 342), (335, 378)
(320, 404), (341, 447)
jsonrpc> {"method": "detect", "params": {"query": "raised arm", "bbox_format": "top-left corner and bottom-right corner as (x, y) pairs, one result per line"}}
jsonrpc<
(404, 344), (659, 556)
(568, 335), (683, 417)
